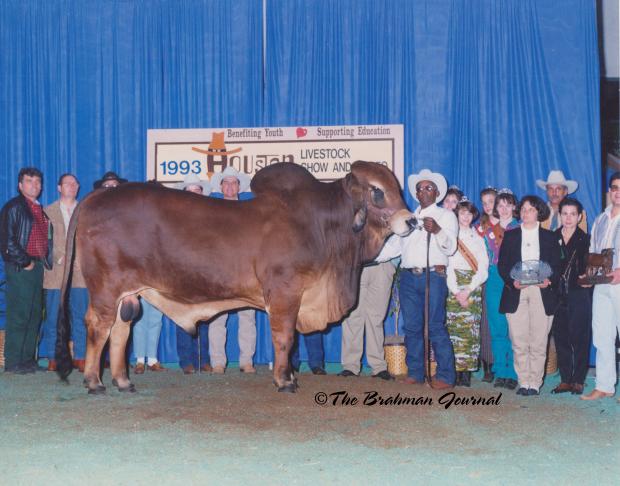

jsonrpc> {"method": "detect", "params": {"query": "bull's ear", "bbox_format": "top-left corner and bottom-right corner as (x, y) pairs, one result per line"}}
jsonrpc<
(352, 205), (367, 233)
(345, 171), (367, 232)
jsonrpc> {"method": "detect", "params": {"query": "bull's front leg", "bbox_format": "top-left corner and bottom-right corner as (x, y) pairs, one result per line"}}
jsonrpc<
(268, 309), (298, 393)
(271, 327), (297, 393)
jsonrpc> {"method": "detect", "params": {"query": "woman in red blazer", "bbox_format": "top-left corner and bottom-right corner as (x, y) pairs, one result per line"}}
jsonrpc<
(497, 195), (561, 396)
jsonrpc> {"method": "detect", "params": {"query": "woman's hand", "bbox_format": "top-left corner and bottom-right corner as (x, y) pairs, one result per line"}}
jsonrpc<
(24, 261), (35, 271)
(578, 274), (593, 288)
(455, 290), (471, 308)
(537, 278), (551, 289)
(513, 280), (525, 290)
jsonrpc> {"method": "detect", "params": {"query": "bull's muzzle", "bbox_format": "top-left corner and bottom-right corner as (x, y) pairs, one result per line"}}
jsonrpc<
(389, 209), (417, 236)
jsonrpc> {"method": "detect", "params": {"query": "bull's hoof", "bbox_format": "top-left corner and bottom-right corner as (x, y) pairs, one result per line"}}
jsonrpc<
(87, 385), (106, 395)
(277, 383), (298, 393)
(112, 379), (136, 393)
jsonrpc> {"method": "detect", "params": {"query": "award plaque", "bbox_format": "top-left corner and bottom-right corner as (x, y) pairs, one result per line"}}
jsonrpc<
(577, 249), (614, 286)
(510, 260), (553, 286)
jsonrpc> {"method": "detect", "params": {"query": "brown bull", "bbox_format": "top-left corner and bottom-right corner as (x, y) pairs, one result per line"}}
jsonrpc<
(56, 161), (413, 393)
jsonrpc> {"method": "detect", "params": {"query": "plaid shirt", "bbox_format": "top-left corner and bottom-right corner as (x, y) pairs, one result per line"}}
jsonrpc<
(25, 198), (49, 258)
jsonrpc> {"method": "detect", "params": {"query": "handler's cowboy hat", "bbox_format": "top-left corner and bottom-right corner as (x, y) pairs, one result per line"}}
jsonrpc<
(93, 171), (127, 189)
(536, 170), (578, 194)
(175, 173), (212, 195)
(192, 132), (242, 157)
(210, 166), (251, 193)
(408, 168), (448, 202)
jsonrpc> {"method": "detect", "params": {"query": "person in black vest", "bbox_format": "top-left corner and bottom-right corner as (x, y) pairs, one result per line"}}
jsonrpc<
(550, 197), (591, 395)
(498, 195), (561, 396)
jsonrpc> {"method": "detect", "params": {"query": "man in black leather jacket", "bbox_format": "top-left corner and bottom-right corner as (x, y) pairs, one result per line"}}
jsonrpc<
(0, 167), (52, 374)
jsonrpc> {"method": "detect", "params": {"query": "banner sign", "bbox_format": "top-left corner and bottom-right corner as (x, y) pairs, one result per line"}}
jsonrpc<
(147, 124), (404, 187)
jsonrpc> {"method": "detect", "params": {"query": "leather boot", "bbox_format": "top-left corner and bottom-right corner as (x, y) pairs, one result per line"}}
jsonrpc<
(482, 360), (494, 383)
(455, 371), (463, 386)
(461, 371), (471, 387)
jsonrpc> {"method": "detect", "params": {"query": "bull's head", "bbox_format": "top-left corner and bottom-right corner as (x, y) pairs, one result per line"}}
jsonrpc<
(345, 161), (414, 241)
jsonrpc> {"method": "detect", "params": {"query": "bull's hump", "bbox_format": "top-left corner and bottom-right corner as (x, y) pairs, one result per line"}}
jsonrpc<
(251, 163), (320, 197)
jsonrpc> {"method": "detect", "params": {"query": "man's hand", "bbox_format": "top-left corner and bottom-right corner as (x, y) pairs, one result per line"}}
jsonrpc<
(607, 268), (620, 285)
(536, 278), (551, 289)
(423, 217), (441, 234)
(24, 261), (35, 271)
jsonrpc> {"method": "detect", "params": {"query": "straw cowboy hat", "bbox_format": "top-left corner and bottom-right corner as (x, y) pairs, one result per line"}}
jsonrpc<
(408, 168), (448, 202)
(536, 170), (578, 194)
(192, 132), (242, 157)
(175, 173), (212, 195)
(93, 171), (127, 189)
(210, 166), (251, 193)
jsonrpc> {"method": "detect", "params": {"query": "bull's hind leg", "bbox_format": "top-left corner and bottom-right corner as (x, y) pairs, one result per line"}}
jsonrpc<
(83, 305), (112, 395)
(109, 320), (135, 393)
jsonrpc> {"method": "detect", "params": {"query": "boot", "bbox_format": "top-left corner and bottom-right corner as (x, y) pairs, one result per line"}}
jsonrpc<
(482, 360), (494, 383)
(455, 371), (463, 386)
(461, 371), (471, 387)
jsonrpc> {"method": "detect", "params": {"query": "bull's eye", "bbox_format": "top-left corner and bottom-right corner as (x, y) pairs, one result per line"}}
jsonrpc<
(370, 186), (385, 205)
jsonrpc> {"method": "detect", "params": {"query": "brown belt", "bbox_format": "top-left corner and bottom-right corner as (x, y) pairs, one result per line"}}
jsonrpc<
(408, 265), (446, 275)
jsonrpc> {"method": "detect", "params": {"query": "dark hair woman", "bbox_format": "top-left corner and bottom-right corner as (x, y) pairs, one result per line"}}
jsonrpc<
(482, 189), (520, 389)
(550, 197), (591, 395)
(446, 200), (489, 386)
(442, 185), (464, 211)
(497, 195), (561, 396)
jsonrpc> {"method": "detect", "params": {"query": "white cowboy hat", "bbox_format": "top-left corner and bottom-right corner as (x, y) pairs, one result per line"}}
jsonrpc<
(536, 170), (578, 194)
(408, 168), (448, 202)
(210, 166), (251, 193)
(175, 173), (212, 195)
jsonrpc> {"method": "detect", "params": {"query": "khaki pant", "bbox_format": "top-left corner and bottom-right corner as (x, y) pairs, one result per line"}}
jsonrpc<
(208, 310), (256, 368)
(341, 263), (395, 374)
(506, 286), (553, 391)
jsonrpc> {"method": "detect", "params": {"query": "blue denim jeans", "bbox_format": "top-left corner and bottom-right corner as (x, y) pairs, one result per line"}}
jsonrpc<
(176, 323), (210, 368)
(399, 269), (455, 384)
(291, 331), (325, 370)
(40, 288), (88, 360)
(132, 299), (163, 362)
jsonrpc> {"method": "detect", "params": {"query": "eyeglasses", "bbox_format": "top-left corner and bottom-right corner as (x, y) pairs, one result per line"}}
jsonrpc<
(610, 185), (620, 192)
(416, 184), (436, 193)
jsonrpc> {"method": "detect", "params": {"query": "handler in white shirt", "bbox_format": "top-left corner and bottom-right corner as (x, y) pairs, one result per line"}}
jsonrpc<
(376, 169), (458, 389)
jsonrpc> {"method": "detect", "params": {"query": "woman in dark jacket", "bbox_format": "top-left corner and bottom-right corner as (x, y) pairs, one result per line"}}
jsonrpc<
(550, 198), (591, 395)
(498, 195), (561, 396)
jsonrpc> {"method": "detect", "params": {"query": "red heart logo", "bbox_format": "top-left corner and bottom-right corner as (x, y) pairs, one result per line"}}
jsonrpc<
(296, 127), (307, 138)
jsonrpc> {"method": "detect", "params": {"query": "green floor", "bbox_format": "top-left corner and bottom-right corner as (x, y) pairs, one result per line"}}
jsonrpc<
(0, 363), (618, 485)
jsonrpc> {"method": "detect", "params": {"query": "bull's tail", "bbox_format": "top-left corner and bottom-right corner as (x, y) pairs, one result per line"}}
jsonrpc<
(55, 201), (82, 381)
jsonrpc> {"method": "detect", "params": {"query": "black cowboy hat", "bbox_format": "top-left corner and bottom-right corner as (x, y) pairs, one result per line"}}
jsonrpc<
(93, 171), (128, 189)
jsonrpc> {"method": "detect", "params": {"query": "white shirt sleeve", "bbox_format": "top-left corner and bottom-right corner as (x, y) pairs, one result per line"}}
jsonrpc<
(436, 210), (458, 256)
(375, 234), (403, 263)
(466, 234), (489, 292)
(446, 263), (459, 294)
(589, 217), (598, 253)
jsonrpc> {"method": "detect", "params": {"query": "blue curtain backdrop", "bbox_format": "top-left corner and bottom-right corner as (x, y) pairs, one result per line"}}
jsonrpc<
(0, 0), (600, 364)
